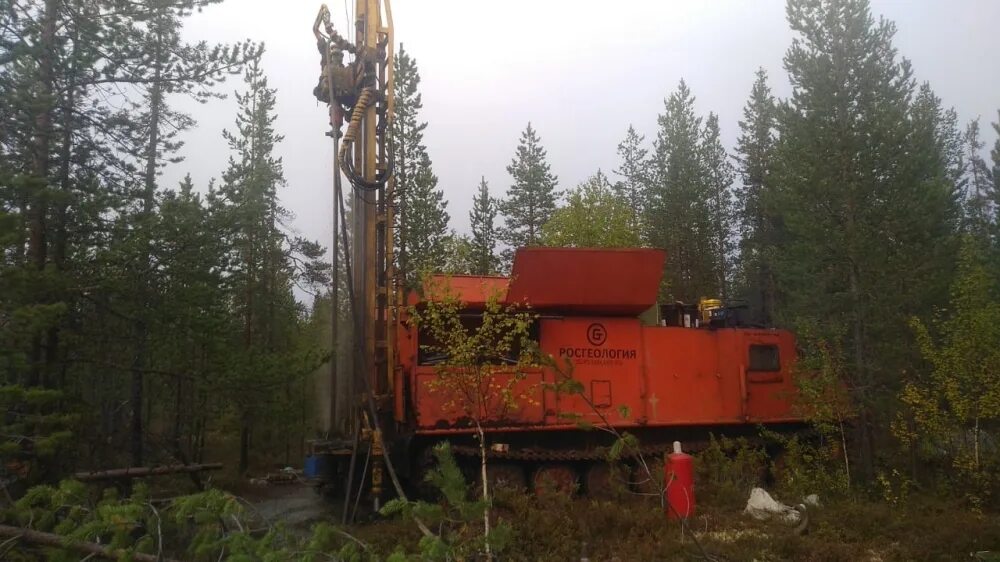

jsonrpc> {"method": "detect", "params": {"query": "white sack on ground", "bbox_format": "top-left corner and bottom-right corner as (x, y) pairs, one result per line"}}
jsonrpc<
(744, 487), (801, 523)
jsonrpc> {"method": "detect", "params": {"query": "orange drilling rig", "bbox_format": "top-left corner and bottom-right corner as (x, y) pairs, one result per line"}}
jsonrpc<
(309, 1), (805, 517)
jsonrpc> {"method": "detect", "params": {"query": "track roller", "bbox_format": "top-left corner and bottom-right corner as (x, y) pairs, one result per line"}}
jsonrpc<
(486, 462), (527, 492)
(533, 464), (578, 496)
(584, 462), (628, 499)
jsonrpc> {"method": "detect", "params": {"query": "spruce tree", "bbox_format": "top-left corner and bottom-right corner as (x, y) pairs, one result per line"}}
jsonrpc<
(0, 1), (319, 477)
(125, 2), (257, 467)
(391, 46), (449, 285)
(217, 59), (321, 473)
(648, 80), (717, 302)
(735, 68), (778, 324)
(405, 152), (450, 281)
(468, 177), (500, 275)
(700, 113), (736, 300)
(613, 125), (650, 235)
(773, 0), (959, 478)
(500, 123), (559, 264)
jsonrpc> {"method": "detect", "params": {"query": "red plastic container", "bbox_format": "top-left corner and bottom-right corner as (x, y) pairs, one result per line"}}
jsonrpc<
(665, 441), (695, 519)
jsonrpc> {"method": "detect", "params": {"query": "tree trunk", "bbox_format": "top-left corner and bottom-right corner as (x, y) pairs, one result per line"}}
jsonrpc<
(239, 415), (250, 474)
(47, 7), (81, 390)
(131, 22), (164, 468)
(477, 422), (492, 561)
(25, 0), (60, 387)
(839, 419), (851, 487)
(130, 321), (147, 467)
(974, 415), (980, 472)
(74, 463), (222, 481)
(0, 525), (180, 562)
(849, 264), (874, 481)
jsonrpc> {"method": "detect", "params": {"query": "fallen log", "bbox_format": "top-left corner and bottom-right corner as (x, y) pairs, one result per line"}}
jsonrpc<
(0, 524), (180, 562)
(74, 463), (223, 482)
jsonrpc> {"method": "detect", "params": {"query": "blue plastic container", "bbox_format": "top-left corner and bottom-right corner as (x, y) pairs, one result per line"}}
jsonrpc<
(304, 455), (319, 479)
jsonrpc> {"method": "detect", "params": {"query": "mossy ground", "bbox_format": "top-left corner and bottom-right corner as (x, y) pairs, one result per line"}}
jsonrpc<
(348, 490), (1000, 561)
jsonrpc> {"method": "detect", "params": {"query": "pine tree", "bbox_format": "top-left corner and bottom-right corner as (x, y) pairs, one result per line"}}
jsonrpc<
(500, 123), (559, 264)
(0, 1), (319, 477)
(468, 177), (500, 275)
(648, 80), (718, 302)
(773, 0), (960, 478)
(125, 1), (257, 467)
(405, 153), (450, 281)
(700, 113), (736, 300)
(216, 59), (323, 473)
(148, 174), (235, 467)
(612, 125), (650, 235)
(735, 68), (778, 325)
(541, 170), (639, 248)
(391, 46), (449, 285)
(962, 118), (998, 251)
(992, 112), (1000, 251)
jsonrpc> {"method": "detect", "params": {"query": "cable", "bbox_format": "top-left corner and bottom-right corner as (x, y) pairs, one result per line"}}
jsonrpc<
(336, 151), (432, 537)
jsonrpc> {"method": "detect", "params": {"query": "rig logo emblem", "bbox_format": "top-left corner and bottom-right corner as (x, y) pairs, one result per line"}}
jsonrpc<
(587, 323), (607, 346)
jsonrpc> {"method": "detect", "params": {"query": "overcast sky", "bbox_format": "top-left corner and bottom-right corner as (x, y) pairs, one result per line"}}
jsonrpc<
(163, 0), (1000, 266)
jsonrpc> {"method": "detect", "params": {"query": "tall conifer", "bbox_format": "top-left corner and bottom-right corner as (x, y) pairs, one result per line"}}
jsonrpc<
(391, 46), (449, 285)
(773, 0), (959, 477)
(500, 123), (559, 265)
(468, 177), (499, 275)
(735, 68), (779, 325)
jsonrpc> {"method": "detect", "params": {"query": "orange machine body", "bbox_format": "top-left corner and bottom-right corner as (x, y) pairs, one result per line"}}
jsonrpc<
(396, 248), (803, 436)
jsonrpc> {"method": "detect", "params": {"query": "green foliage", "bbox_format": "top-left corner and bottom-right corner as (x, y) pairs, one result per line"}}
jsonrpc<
(0, 384), (77, 484)
(612, 125), (650, 234)
(380, 443), (513, 561)
(408, 283), (539, 558)
(438, 232), (475, 276)
(700, 112), (737, 299)
(393, 46), (450, 286)
(648, 80), (733, 302)
(6, 481), (371, 561)
(765, 431), (851, 501)
(210, 56), (329, 472)
(696, 435), (768, 507)
(963, 119), (995, 244)
(468, 177), (501, 275)
(896, 238), (1000, 507)
(410, 277), (540, 425)
(0, 0), (313, 482)
(607, 431), (639, 462)
(770, 0), (962, 480)
(734, 67), (779, 325)
(874, 468), (915, 507)
(500, 122), (560, 264)
(541, 170), (641, 248)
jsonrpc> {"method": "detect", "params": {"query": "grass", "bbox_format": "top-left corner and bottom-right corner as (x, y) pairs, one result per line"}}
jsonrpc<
(347, 490), (1000, 561)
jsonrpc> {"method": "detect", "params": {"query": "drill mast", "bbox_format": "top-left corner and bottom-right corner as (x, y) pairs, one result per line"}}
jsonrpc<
(314, 1), (395, 440)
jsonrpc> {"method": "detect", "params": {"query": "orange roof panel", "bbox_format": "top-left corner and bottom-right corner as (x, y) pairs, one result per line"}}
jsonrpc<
(421, 274), (509, 308)
(506, 247), (665, 314)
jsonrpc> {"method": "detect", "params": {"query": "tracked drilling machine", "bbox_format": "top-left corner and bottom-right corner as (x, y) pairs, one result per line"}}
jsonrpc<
(310, 2), (808, 516)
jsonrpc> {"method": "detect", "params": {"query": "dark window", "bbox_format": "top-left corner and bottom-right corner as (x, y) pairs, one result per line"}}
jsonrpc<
(417, 315), (539, 366)
(748, 344), (780, 372)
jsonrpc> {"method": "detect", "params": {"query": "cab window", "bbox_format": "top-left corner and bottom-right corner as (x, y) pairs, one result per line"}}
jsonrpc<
(418, 315), (538, 366)
(748, 344), (780, 372)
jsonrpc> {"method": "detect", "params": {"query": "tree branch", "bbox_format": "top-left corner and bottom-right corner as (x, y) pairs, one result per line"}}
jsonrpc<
(0, 525), (181, 562)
